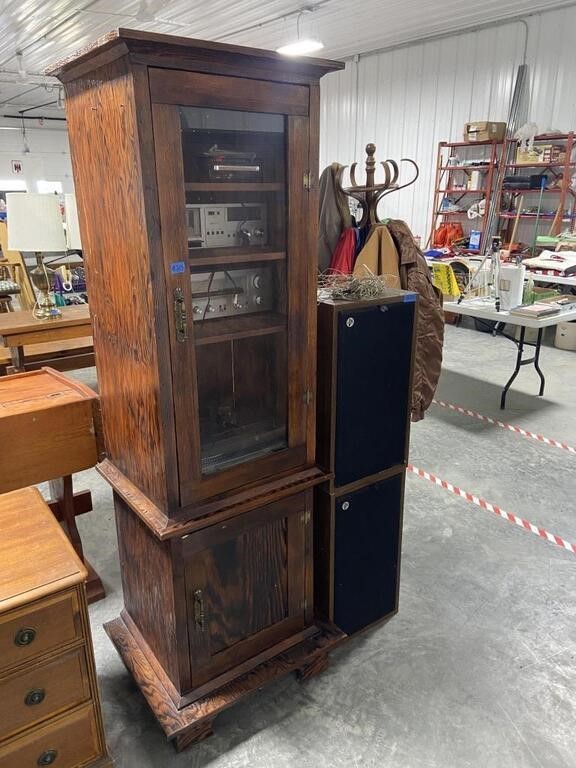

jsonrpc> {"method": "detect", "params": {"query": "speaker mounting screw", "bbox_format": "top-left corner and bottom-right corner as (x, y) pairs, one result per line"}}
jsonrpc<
(380, 305), (389, 313)
(346, 317), (354, 327)
(342, 501), (350, 510)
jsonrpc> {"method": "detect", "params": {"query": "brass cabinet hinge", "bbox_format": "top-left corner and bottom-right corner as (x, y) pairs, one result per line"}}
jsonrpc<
(303, 172), (312, 190)
(303, 389), (312, 405)
(301, 510), (311, 524)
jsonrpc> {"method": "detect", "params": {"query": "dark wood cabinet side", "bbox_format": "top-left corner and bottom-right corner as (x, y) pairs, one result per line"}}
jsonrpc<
(63, 57), (178, 510)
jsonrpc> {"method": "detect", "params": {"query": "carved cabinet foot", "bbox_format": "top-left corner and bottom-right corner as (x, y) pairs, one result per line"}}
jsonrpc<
(173, 719), (215, 752)
(296, 653), (329, 682)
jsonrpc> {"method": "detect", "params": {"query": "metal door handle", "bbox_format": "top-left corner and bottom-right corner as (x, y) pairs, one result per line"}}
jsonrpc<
(193, 589), (205, 631)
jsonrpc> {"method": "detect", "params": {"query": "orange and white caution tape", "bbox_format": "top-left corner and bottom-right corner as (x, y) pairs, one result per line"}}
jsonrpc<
(407, 463), (576, 555)
(432, 399), (576, 455)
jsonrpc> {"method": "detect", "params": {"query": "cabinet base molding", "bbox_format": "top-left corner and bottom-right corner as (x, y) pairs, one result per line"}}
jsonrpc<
(105, 615), (346, 751)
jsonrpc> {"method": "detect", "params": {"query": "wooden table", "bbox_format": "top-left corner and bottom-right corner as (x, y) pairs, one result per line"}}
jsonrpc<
(444, 299), (576, 408)
(0, 305), (93, 375)
(0, 368), (105, 603)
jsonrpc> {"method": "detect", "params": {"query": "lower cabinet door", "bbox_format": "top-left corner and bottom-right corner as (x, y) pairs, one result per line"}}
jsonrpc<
(315, 472), (404, 636)
(184, 492), (312, 689)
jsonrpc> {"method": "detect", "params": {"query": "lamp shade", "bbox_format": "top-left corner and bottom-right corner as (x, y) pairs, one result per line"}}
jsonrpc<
(6, 193), (66, 252)
(64, 193), (82, 250)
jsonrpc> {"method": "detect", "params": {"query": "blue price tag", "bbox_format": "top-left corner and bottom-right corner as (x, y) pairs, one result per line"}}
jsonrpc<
(403, 293), (417, 303)
(170, 261), (186, 274)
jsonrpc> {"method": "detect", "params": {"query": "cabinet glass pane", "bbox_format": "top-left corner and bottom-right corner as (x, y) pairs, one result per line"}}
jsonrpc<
(180, 106), (288, 475)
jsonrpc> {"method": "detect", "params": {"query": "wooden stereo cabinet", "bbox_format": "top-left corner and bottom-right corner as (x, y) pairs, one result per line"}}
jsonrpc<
(49, 30), (344, 750)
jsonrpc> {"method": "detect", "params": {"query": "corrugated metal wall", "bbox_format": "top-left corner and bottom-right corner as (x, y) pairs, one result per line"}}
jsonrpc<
(319, 5), (576, 242)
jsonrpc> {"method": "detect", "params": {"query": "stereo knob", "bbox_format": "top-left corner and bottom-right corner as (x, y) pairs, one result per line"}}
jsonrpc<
(206, 305), (216, 313)
(192, 305), (202, 314)
(254, 296), (263, 306)
(252, 274), (262, 289)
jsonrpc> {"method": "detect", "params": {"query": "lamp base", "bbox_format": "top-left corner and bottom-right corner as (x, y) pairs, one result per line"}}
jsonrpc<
(36, 293), (62, 319)
(30, 252), (62, 319)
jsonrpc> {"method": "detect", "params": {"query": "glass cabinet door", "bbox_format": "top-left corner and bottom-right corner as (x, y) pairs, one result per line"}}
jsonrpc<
(182, 106), (288, 475)
(151, 72), (312, 506)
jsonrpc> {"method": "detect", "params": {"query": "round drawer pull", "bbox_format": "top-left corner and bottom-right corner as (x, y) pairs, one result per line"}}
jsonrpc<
(15, 628), (36, 646)
(25, 688), (46, 706)
(37, 750), (58, 765)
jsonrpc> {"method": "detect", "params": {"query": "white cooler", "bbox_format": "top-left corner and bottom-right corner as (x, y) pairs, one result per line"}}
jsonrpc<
(555, 321), (576, 351)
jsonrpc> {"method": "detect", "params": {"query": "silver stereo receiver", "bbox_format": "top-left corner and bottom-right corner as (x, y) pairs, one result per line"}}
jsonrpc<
(190, 267), (275, 320)
(186, 203), (267, 249)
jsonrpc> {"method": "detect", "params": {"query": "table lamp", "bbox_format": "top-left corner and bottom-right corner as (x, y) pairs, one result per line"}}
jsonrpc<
(64, 193), (82, 251)
(6, 193), (66, 318)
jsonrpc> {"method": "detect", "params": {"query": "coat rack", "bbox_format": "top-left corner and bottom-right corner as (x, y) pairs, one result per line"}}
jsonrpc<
(336, 143), (419, 228)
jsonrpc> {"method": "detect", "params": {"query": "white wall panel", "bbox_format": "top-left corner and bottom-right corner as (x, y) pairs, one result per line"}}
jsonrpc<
(319, 5), (576, 242)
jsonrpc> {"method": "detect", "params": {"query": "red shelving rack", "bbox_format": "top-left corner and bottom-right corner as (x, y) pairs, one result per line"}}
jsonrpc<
(496, 132), (576, 243)
(428, 140), (504, 253)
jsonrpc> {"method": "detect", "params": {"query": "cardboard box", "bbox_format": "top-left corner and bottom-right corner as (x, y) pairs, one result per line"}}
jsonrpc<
(464, 121), (507, 142)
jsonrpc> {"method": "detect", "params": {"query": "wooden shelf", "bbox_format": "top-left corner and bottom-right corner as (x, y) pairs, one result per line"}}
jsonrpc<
(502, 188), (565, 193)
(438, 189), (487, 194)
(189, 248), (286, 267)
(435, 210), (466, 216)
(441, 140), (503, 148)
(193, 312), (286, 345)
(498, 213), (576, 220)
(505, 163), (576, 169)
(440, 165), (492, 171)
(185, 182), (284, 192)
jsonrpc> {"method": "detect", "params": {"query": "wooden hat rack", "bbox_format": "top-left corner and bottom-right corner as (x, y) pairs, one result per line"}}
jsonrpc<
(336, 143), (420, 228)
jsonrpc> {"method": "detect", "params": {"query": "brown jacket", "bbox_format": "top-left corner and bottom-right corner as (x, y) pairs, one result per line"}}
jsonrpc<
(387, 220), (444, 421)
(353, 226), (401, 287)
(318, 163), (352, 271)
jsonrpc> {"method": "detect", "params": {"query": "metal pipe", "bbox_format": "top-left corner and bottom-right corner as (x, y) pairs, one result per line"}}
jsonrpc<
(2, 113), (66, 122)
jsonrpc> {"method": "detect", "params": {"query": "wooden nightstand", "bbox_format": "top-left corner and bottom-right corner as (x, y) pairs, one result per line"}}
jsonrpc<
(0, 486), (111, 767)
(0, 367), (105, 603)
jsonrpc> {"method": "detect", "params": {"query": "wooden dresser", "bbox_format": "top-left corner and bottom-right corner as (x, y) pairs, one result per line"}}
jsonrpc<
(0, 487), (111, 767)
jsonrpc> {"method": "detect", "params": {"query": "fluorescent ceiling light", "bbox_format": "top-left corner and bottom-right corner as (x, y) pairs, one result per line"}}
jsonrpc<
(0, 127), (19, 131)
(276, 38), (324, 56)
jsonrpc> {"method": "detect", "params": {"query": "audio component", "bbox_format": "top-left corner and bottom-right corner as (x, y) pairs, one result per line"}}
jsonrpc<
(186, 203), (267, 249)
(190, 267), (274, 320)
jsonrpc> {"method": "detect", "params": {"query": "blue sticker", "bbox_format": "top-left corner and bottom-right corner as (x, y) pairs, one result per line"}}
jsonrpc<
(403, 293), (417, 303)
(170, 261), (186, 274)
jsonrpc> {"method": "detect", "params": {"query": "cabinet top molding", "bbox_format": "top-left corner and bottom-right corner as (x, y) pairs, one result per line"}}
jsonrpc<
(46, 27), (345, 83)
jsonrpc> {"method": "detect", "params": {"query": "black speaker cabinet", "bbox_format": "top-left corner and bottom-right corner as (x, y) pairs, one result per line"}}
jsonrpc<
(314, 471), (405, 635)
(316, 293), (417, 491)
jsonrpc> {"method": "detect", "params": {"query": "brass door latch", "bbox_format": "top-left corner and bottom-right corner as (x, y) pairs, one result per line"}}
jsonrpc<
(174, 287), (187, 342)
(193, 589), (205, 631)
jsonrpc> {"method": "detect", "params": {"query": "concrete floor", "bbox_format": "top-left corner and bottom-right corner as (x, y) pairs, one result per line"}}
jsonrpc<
(61, 320), (576, 767)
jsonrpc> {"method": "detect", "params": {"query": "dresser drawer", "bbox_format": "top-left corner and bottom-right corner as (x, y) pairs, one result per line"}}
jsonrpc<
(0, 703), (101, 768)
(0, 590), (81, 671)
(0, 646), (91, 741)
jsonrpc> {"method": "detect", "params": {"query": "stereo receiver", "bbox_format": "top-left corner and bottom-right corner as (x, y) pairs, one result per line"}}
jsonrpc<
(186, 203), (267, 249)
(190, 267), (275, 320)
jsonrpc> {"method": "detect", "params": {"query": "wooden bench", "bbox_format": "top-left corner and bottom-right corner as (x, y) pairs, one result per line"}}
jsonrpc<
(0, 336), (94, 376)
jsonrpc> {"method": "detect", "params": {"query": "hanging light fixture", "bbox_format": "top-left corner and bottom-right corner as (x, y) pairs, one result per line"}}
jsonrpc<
(20, 116), (30, 154)
(15, 49), (26, 82)
(276, 7), (324, 56)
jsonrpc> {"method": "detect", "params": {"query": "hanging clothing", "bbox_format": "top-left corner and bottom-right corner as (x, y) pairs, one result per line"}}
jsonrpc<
(386, 219), (444, 422)
(327, 228), (356, 274)
(352, 225), (401, 287)
(318, 163), (353, 271)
